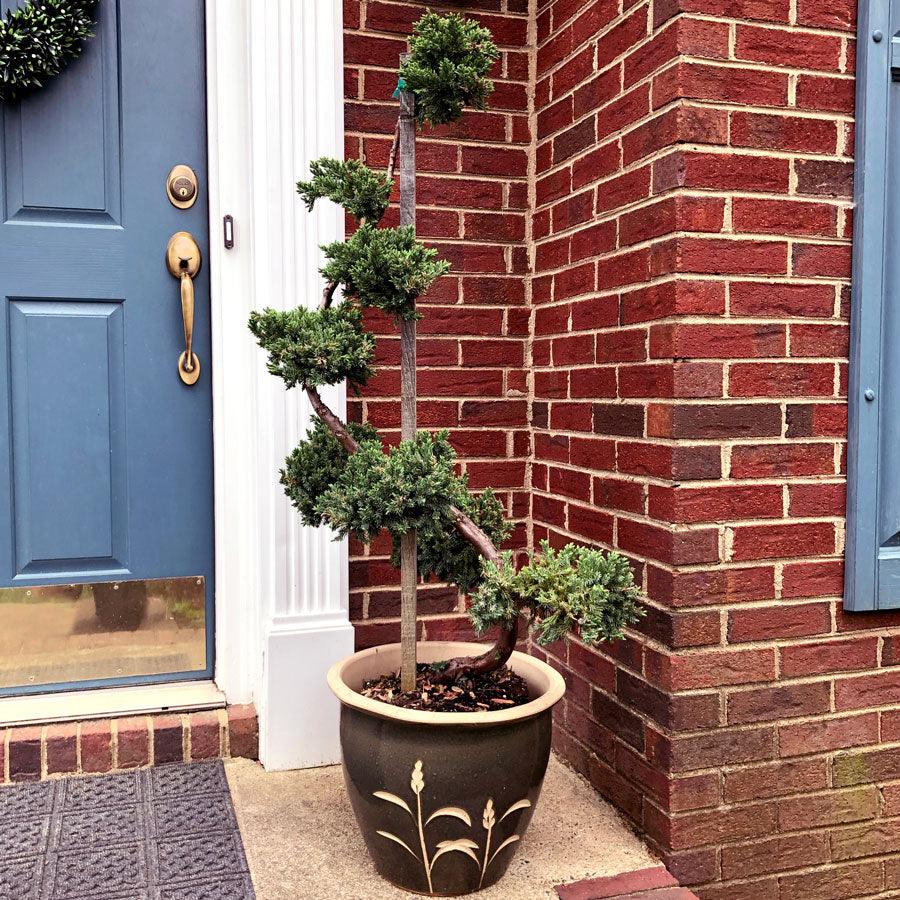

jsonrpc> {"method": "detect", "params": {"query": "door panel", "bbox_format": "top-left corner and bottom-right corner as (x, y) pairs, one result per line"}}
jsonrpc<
(7, 0), (121, 222)
(0, 0), (214, 694)
(10, 300), (127, 573)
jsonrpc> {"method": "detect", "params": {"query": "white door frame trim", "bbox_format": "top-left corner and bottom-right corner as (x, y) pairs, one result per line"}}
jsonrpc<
(206, 0), (353, 769)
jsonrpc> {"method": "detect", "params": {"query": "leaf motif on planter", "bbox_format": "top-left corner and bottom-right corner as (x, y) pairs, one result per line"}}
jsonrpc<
(426, 806), (472, 826)
(432, 838), (480, 866)
(488, 834), (521, 867)
(499, 798), (531, 822)
(374, 790), (412, 816)
(376, 830), (419, 859)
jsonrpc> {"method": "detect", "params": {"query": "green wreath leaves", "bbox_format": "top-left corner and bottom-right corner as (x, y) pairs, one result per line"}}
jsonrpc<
(0, 0), (98, 103)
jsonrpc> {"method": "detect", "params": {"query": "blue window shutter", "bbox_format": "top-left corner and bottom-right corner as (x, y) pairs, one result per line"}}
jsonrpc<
(846, 0), (897, 610)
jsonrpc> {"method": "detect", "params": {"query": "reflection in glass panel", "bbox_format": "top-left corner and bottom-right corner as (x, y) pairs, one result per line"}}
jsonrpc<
(0, 576), (206, 692)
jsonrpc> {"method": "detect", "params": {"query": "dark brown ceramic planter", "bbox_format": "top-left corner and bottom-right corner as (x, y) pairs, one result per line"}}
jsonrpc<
(327, 641), (566, 896)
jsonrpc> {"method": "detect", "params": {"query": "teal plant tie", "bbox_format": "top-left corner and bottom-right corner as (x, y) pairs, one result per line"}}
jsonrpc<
(392, 77), (406, 99)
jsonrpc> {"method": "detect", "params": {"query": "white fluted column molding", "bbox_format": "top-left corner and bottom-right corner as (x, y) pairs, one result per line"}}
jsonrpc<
(207, 0), (351, 770)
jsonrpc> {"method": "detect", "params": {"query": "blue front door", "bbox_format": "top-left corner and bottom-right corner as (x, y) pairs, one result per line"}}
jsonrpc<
(0, 1), (214, 694)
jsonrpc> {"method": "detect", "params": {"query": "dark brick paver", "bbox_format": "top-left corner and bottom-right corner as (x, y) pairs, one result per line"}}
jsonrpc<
(557, 866), (700, 900)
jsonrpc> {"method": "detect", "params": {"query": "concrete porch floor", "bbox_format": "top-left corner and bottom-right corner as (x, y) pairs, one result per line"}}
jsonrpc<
(225, 753), (657, 900)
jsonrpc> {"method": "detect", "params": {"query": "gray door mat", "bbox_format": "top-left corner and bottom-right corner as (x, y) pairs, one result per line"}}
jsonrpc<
(0, 759), (256, 900)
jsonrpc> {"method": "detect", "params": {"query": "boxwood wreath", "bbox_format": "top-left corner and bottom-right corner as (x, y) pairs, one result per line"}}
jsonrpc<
(0, 0), (97, 103)
(250, 12), (645, 689)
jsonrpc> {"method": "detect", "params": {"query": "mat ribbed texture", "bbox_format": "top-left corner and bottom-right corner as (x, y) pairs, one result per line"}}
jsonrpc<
(0, 760), (255, 899)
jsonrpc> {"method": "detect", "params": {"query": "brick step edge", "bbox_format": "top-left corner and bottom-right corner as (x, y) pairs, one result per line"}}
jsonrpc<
(557, 866), (700, 900)
(0, 703), (258, 782)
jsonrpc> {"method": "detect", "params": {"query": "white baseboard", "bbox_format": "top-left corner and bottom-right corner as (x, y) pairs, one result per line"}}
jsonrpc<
(258, 617), (355, 770)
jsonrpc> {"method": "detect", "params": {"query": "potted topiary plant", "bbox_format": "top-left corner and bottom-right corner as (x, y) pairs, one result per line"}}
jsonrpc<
(249, 12), (644, 896)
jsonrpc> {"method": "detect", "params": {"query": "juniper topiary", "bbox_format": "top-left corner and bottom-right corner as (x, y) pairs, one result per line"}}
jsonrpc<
(398, 11), (499, 128)
(392, 486), (512, 596)
(317, 430), (465, 544)
(248, 303), (375, 392)
(469, 542), (644, 647)
(281, 418), (380, 527)
(297, 158), (393, 224)
(250, 10), (645, 689)
(321, 224), (449, 323)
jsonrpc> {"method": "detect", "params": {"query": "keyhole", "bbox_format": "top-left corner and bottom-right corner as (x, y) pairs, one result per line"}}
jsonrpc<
(169, 172), (197, 205)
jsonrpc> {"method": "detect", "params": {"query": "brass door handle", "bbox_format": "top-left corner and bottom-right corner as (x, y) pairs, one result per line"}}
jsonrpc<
(165, 231), (202, 385)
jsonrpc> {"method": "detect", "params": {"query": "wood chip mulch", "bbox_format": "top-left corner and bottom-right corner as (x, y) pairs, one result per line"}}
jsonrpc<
(360, 663), (531, 712)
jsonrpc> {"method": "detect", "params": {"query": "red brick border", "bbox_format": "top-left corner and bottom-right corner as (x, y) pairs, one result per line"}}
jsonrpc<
(1, 704), (258, 783)
(557, 866), (699, 900)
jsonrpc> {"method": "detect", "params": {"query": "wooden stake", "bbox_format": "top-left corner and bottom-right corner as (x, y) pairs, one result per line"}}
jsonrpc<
(398, 67), (418, 693)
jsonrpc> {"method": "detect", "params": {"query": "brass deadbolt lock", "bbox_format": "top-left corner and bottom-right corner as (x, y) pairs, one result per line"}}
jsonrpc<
(166, 164), (199, 209)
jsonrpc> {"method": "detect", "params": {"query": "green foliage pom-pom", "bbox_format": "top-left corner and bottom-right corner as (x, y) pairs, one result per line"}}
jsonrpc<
(317, 430), (463, 543)
(469, 541), (645, 645)
(321, 224), (449, 323)
(522, 542), (644, 646)
(467, 550), (521, 635)
(395, 486), (512, 595)
(399, 12), (499, 128)
(0, 0), (97, 103)
(281, 418), (380, 528)
(248, 302), (376, 392)
(297, 158), (393, 224)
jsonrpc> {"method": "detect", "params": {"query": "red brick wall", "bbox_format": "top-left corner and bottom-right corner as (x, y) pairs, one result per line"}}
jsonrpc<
(342, 2), (900, 899)
(527, 1), (900, 899)
(530, 0), (730, 875)
(343, 0), (533, 649)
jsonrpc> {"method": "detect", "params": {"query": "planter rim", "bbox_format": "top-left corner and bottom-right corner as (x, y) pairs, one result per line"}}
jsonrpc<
(327, 640), (566, 726)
